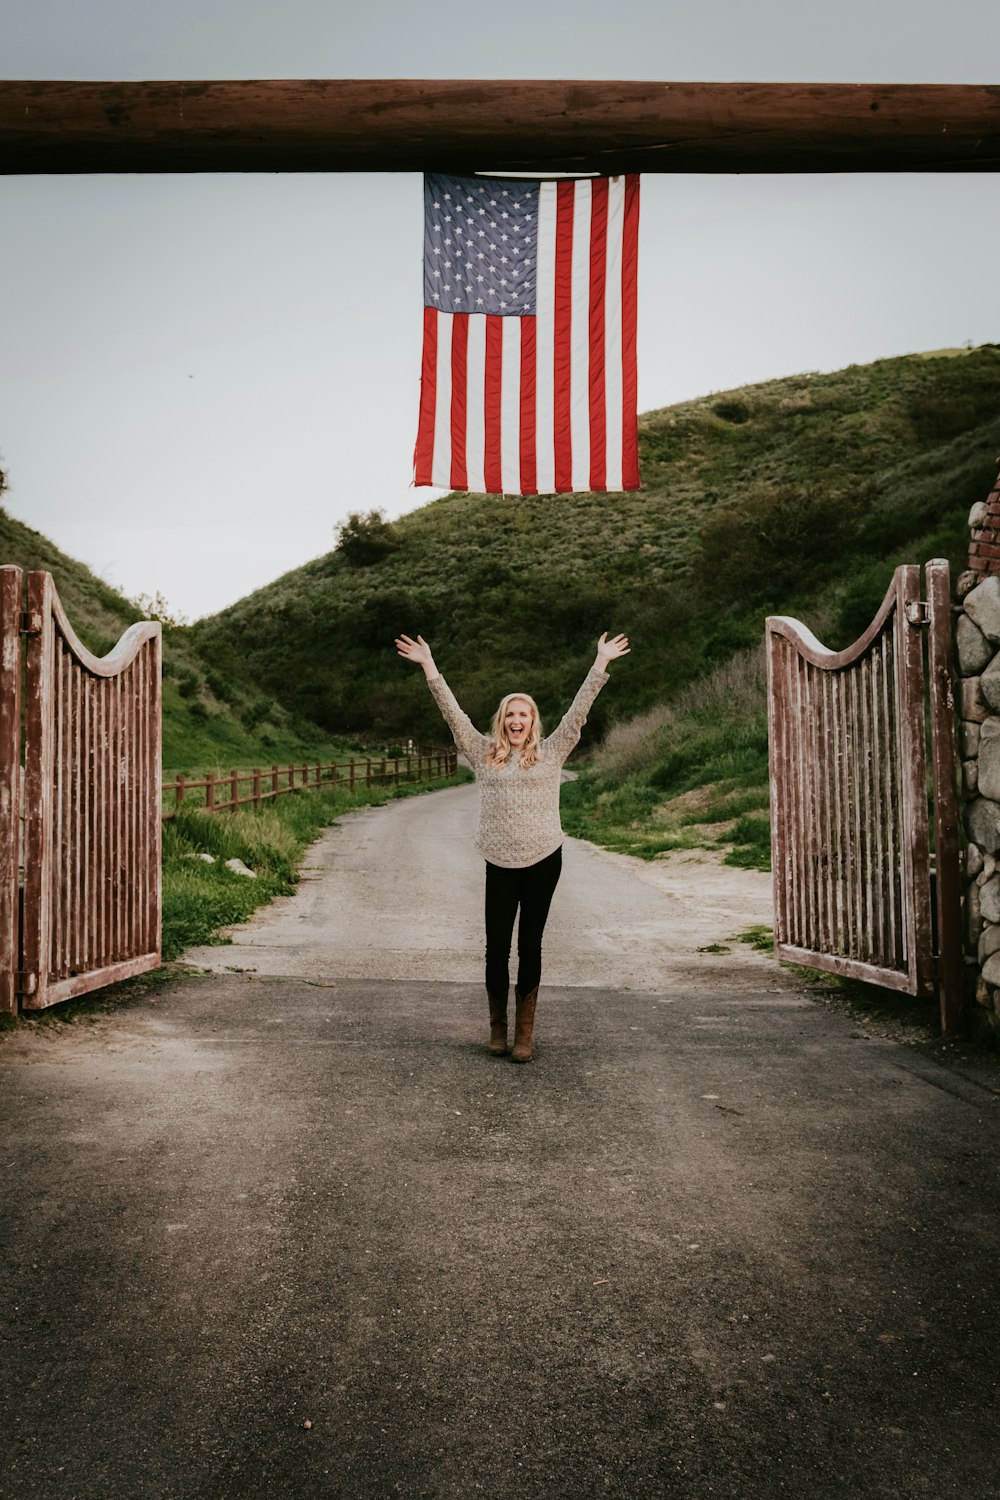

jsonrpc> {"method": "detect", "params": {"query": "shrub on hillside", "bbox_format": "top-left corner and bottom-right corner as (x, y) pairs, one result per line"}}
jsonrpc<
(906, 393), (997, 443)
(713, 399), (752, 425)
(698, 483), (864, 604)
(335, 509), (401, 566)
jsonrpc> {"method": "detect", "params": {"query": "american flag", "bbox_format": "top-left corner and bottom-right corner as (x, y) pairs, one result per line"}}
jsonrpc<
(413, 172), (640, 495)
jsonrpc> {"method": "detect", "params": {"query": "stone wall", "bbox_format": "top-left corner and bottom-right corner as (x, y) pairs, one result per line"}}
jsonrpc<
(958, 467), (1000, 1033)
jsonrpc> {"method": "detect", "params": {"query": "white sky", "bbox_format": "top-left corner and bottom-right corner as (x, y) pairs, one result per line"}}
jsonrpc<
(1, 0), (999, 621)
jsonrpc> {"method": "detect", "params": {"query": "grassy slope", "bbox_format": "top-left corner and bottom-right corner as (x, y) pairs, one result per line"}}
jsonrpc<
(191, 345), (1000, 871)
(192, 346), (1000, 755)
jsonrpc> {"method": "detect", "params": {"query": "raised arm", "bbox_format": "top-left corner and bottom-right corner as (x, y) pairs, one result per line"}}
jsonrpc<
(395, 634), (490, 764)
(544, 632), (630, 763)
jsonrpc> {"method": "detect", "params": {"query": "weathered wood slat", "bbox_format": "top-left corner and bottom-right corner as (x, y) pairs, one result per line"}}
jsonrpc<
(42, 952), (160, 1008)
(898, 566), (935, 993)
(881, 632), (901, 968)
(1, 80), (998, 176)
(0, 567), (22, 1015)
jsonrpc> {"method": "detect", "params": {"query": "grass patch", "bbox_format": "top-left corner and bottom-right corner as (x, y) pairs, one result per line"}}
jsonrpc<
(723, 815), (773, 871)
(733, 925), (774, 953)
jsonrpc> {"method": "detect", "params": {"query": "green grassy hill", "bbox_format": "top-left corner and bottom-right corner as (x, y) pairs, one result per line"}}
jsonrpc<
(193, 346), (1000, 753)
(0, 510), (355, 771)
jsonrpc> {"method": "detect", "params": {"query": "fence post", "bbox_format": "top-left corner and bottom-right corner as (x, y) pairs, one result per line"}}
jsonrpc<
(380, 757), (386, 787)
(926, 559), (963, 1037)
(271, 764), (278, 802)
(253, 768), (261, 809)
(366, 757), (371, 788)
(230, 769), (238, 812)
(288, 764), (294, 794)
(206, 772), (216, 813)
(395, 757), (400, 787)
(175, 771), (185, 809)
(349, 759), (355, 791)
(0, 566), (23, 1015)
(21, 570), (55, 1008)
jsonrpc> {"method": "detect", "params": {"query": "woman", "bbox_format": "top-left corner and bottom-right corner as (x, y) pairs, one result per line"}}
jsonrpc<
(395, 631), (630, 1063)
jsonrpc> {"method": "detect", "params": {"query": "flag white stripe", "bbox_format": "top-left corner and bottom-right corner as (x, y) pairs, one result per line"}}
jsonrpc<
(534, 182), (557, 495)
(500, 318), (522, 493)
(603, 176), (626, 492)
(569, 182), (593, 492)
(431, 312), (453, 489)
(465, 314), (487, 494)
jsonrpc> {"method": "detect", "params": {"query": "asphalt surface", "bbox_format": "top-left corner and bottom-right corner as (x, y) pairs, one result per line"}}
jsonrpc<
(2, 788), (1000, 1499)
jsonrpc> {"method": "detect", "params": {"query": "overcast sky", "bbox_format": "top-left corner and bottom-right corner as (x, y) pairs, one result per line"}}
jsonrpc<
(2, 0), (999, 622)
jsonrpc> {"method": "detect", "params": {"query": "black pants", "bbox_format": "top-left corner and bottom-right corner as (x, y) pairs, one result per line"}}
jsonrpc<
(484, 846), (563, 999)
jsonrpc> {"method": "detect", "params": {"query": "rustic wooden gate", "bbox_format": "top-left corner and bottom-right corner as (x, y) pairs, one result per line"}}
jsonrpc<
(0, 566), (162, 1014)
(766, 559), (962, 1034)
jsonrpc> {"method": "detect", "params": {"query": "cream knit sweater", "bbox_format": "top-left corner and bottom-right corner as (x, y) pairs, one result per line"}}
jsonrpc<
(427, 666), (610, 868)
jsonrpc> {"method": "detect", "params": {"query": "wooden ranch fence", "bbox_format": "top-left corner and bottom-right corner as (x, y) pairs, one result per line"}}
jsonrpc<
(163, 751), (458, 818)
(766, 559), (962, 1035)
(0, 567), (162, 1015)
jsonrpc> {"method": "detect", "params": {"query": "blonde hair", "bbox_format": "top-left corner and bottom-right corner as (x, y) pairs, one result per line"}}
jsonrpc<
(487, 692), (543, 769)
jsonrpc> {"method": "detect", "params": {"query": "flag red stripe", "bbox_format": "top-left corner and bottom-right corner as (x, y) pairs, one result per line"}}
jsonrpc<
(449, 315), (469, 491)
(519, 318), (537, 495)
(588, 178), (609, 492)
(484, 315), (503, 494)
(414, 306), (438, 485)
(553, 182), (575, 494)
(621, 175), (641, 491)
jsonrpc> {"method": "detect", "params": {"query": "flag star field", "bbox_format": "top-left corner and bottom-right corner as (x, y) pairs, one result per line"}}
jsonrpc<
(424, 174), (539, 316)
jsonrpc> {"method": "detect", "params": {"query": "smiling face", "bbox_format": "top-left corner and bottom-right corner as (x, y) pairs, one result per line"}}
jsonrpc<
(504, 697), (535, 748)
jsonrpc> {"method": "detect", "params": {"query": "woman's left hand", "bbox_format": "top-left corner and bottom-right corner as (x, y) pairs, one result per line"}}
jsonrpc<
(594, 631), (630, 669)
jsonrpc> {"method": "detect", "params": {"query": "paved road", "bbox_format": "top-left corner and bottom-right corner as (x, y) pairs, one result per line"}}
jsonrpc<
(2, 785), (1000, 1500)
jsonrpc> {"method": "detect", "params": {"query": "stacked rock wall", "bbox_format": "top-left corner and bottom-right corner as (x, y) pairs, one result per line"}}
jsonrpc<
(959, 474), (1000, 1032)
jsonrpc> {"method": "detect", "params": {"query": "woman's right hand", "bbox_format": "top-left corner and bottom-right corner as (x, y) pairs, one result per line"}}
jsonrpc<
(395, 634), (437, 676)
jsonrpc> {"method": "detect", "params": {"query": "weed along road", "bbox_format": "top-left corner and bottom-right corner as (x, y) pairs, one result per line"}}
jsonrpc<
(3, 784), (1000, 1499)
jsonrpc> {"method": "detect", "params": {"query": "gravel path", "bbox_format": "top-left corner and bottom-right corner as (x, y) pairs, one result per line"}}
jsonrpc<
(182, 780), (781, 993)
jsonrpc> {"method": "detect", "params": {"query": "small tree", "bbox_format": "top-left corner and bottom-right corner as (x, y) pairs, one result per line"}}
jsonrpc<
(132, 591), (188, 628)
(335, 509), (401, 566)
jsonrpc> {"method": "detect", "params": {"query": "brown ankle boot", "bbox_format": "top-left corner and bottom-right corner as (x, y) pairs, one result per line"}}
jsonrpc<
(487, 992), (509, 1055)
(511, 987), (538, 1063)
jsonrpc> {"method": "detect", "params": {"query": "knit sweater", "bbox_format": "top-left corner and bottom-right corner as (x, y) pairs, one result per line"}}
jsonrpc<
(427, 666), (610, 868)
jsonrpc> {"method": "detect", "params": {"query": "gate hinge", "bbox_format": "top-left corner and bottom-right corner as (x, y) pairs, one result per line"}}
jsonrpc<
(20, 611), (42, 635)
(905, 601), (931, 626)
(15, 971), (38, 996)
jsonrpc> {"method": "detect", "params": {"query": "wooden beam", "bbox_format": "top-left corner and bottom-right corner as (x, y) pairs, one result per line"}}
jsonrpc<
(1, 79), (998, 176)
